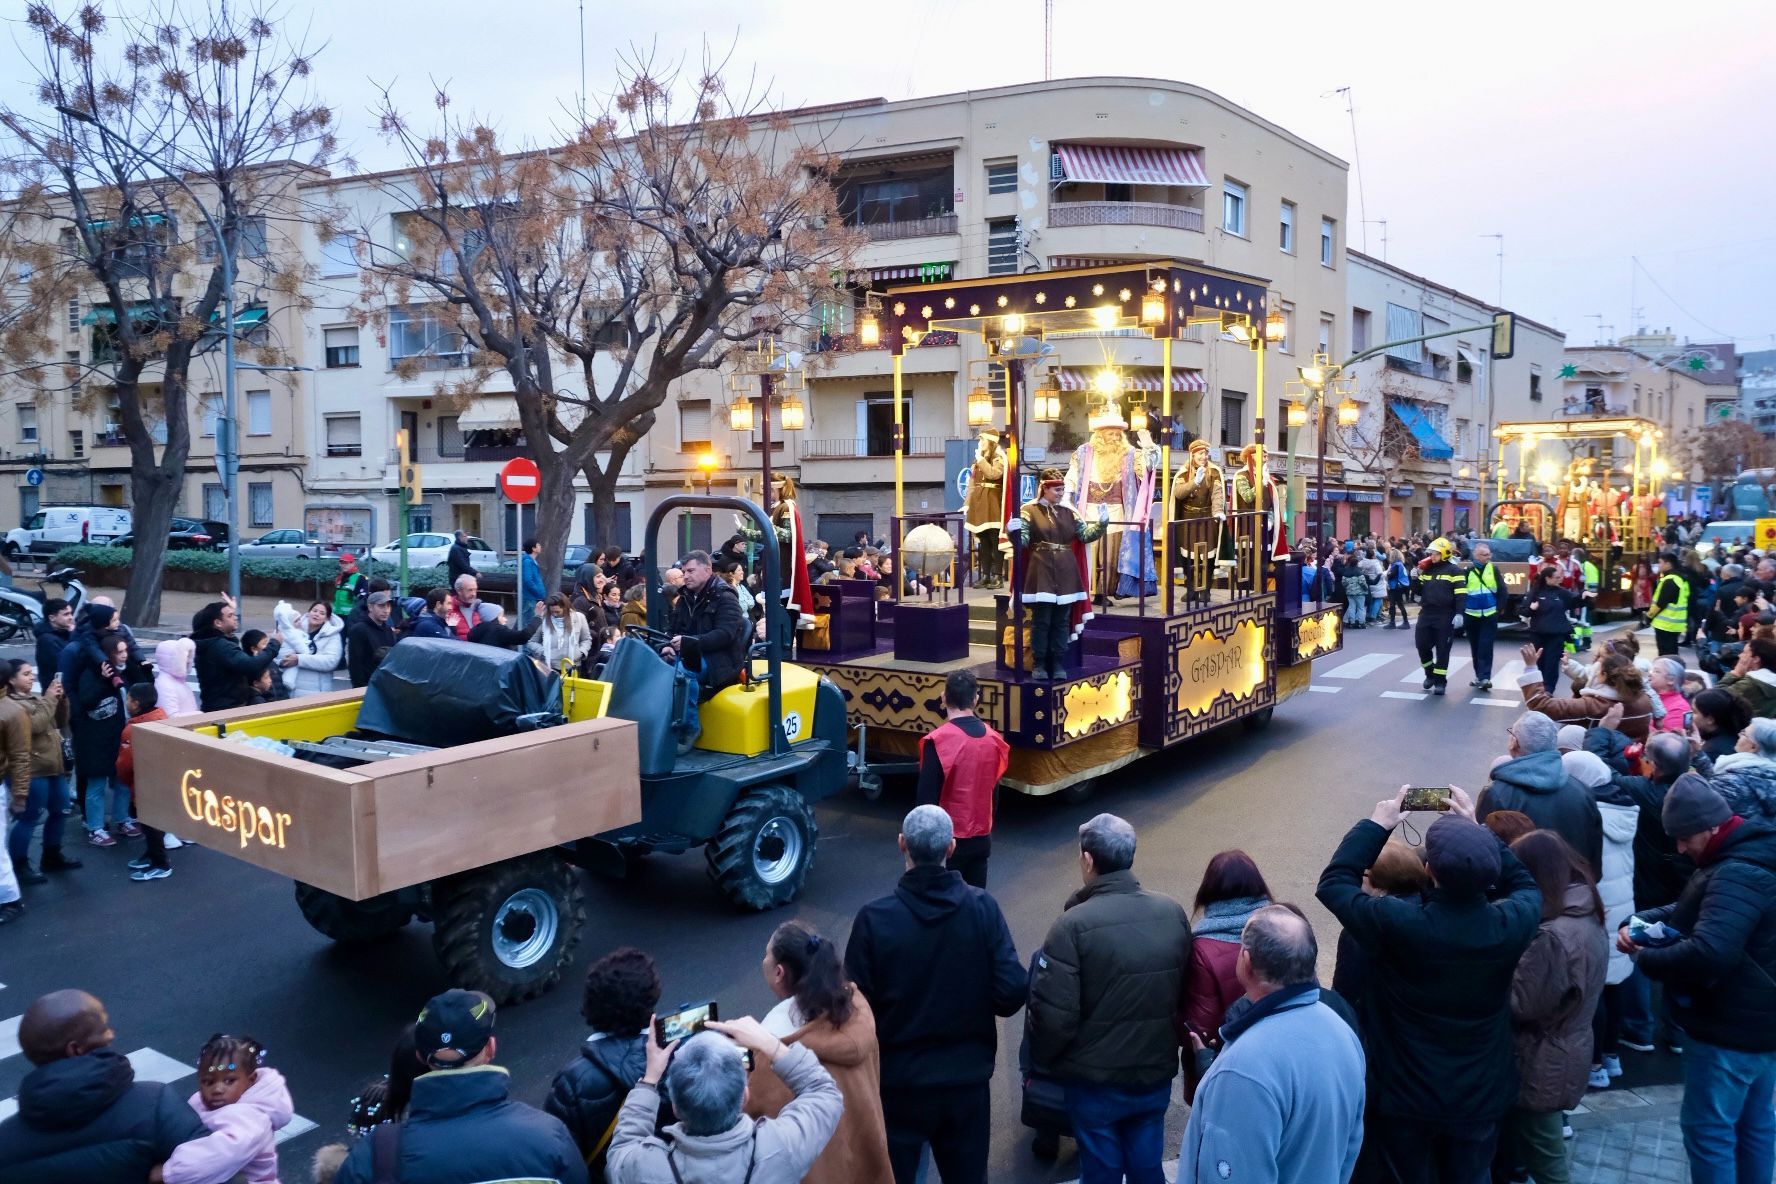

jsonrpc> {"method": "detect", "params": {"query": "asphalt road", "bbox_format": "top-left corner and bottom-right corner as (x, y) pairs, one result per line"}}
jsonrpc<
(0, 612), (1669, 1182)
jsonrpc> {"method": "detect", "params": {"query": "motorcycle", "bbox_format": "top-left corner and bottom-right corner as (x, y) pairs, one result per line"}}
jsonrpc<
(0, 567), (90, 643)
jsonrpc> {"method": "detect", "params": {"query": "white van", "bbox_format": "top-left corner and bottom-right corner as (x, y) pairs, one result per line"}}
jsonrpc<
(5, 506), (132, 559)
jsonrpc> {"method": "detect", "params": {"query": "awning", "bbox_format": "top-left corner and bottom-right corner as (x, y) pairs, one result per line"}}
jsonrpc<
(456, 397), (520, 430)
(1388, 399), (1454, 460)
(871, 262), (952, 283)
(1457, 345), (1482, 365)
(1048, 256), (1124, 270)
(1053, 143), (1209, 187)
(207, 305), (268, 328)
(1056, 367), (1206, 393)
(84, 213), (167, 233)
(81, 300), (161, 325)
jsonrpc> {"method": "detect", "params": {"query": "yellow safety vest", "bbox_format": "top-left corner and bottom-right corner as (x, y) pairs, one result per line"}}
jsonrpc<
(1652, 573), (1689, 633)
(1462, 563), (1500, 618)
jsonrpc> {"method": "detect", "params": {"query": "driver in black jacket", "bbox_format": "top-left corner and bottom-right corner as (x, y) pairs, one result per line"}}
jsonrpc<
(660, 550), (747, 753)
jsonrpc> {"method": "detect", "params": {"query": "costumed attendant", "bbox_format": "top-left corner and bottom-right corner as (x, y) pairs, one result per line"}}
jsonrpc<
(1063, 402), (1147, 606)
(1007, 469), (1106, 682)
(769, 475), (817, 632)
(1169, 437), (1225, 605)
(1232, 444), (1288, 569)
(965, 431), (1007, 588)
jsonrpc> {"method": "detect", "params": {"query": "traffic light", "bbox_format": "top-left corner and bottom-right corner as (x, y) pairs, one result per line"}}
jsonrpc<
(395, 429), (423, 505)
(1491, 312), (1516, 360)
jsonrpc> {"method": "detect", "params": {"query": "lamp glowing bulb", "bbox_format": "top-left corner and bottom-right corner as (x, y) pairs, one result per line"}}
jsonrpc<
(1092, 369), (1121, 395)
(1091, 305), (1119, 330)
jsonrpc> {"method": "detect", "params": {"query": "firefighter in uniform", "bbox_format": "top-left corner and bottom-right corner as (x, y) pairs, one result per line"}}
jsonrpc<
(1007, 470), (1106, 681)
(1463, 542), (1502, 691)
(1412, 537), (1468, 696)
(1572, 545), (1601, 651)
(1651, 550), (1689, 657)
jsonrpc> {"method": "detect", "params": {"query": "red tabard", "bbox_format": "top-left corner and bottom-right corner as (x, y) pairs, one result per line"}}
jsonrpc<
(922, 719), (1011, 840)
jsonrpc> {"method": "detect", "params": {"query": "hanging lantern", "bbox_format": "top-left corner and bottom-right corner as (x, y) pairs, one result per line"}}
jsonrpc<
(1128, 398), (1149, 434)
(728, 399), (755, 432)
(779, 396), (806, 432)
(1139, 289), (1166, 326)
(1033, 375), (1061, 423)
(1286, 402), (1308, 429)
(1264, 305), (1288, 342)
(857, 310), (881, 348)
(1337, 398), (1361, 427)
(966, 383), (994, 427)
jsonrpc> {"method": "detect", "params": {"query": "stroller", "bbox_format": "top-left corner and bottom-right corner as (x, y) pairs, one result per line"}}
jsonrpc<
(1016, 953), (1072, 1161)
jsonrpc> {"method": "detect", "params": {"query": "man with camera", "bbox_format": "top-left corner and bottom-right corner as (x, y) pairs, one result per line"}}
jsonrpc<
(1316, 787), (1541, 1183)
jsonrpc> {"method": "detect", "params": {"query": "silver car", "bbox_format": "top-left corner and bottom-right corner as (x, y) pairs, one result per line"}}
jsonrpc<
(237, 528), (325, 559)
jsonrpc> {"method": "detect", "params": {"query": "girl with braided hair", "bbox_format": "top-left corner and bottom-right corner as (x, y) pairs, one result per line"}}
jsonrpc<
(746, 920), (892, 1183)
(159, 1032), (293, 1184)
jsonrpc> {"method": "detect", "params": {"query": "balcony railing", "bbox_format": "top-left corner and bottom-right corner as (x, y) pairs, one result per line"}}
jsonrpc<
(801, 436), (945, 459)
(1049, 201), (1204, 232)
(860, 214), (959, 242)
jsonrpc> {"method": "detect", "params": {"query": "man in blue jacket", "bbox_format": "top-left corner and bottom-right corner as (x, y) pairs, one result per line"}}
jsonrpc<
(1178, 906), (1365, 1184)
(520, 536), (548, 623)
(335, 988), (586, 1184)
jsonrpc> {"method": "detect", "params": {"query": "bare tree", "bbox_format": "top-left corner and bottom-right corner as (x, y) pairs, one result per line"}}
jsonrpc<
(0, 2), (335, 625)
(348, 54), (862, 577)
(1677, 418), (1769, 487)
(1336, 390), (1421, 534)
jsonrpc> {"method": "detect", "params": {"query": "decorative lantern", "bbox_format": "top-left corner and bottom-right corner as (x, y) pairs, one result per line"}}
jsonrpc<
(1286, 402), (1308, 429)
(1336, 398), (1361, 427)
(1264, 305), (1288, 342)
(728, 399), (755, 432)
(1128, 398), (1149, 434)
(1139, 289), (1166, 326)
(966, 383), (994, 427)
(1033, 375), (1062, 423)
(857, 311), (881, 349)
(780, 396), (806, 432)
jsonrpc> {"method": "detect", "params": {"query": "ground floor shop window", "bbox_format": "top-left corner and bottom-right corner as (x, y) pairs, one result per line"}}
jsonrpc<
(1348, 505), (1372, 538)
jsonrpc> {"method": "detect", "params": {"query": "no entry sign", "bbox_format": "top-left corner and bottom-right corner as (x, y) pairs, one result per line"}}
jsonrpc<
(498, 457), (541, 504)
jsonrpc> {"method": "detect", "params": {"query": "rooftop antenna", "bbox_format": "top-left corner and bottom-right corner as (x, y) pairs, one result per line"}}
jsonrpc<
(1324, 87), (1367, 254)
(1479, 233), (1504, 305)
(1588, 313), (1605, 345)
(1361, 219), (1388, 261)
(577, 0), (587, 126)
(1045, 0), (1054, 80)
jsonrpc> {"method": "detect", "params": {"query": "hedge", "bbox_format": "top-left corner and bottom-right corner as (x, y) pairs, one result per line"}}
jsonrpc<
(49, 545), (520, 598)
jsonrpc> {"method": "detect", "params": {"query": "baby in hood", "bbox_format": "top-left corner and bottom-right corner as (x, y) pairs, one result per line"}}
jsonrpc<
(153, 637), (199, 718)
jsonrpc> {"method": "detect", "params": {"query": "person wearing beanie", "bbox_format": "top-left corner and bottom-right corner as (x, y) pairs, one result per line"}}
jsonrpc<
(1622, 772), (1776, 1183)
(1317, 787), (1540, 1182)
(1556, 724), (1587, 754)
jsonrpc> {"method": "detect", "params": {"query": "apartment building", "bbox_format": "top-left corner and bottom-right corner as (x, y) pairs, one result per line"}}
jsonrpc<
(1324, 252), (1566, 539)
(0, 163), (320, 536)
(1741, 348), (1776, 437)
(1555, 344), (1720, 510)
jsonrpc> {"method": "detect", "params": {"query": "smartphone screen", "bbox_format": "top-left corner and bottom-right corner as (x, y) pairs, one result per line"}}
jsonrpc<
(654, 1001), (717, 1046)
(1402, 787), (1453, 812)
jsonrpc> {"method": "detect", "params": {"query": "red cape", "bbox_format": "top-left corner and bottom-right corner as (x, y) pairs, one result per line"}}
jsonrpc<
(777, 500), (816, 629)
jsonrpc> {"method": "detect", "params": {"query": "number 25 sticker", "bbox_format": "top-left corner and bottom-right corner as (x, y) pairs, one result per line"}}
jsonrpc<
(783, 711), (803, 741)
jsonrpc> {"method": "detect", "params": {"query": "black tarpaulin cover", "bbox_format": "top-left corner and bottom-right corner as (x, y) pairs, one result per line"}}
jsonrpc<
(355, 637), (561, 746)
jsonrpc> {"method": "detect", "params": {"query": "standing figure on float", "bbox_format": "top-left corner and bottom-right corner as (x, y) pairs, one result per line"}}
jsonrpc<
(1062, 402), (1155, 604)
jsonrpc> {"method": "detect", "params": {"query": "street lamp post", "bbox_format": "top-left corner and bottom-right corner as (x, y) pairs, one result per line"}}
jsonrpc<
(57, 105), (244, 612)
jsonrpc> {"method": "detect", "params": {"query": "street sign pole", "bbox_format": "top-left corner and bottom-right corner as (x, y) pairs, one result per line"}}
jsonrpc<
(496, 457), (542, 622)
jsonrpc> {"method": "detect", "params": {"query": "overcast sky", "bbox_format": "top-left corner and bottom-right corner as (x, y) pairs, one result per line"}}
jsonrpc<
(13, 0), (1775, 352)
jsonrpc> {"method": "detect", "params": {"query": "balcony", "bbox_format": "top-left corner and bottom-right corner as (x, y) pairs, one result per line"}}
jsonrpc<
(861, 214), (958, 242)
(801, 436), (945, 460)
(1049, 201), (1203, 232)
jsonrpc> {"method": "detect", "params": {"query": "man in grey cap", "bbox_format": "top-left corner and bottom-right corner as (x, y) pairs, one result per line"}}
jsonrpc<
(346, 590), (397, 688)
(1317, 787), (1541, 1183)
(1621, 773), (1776, 1183)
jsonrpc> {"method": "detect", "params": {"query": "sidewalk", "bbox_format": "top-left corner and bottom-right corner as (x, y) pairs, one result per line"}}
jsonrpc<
(87, 584), (295, 640)
(1568, 1084), (1689, 1183)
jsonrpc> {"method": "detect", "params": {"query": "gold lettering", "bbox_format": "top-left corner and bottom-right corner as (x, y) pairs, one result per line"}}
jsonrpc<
(276, 813), (292, 850)
(1174, 619), (1267, 718)
(255, 807), (276, 850)
(203, 790), (221, 828)
(220, 795), (237, 833)
(181, 770), (205, 823)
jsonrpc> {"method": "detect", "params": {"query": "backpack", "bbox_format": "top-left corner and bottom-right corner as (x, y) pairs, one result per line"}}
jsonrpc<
(1387, 560), (1409, 590)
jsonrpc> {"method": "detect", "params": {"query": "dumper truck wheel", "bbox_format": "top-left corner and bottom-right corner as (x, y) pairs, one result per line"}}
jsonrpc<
(294, 882), (413, 943)
(431, 855), (587, 1005)
(706, 784), (817, 911)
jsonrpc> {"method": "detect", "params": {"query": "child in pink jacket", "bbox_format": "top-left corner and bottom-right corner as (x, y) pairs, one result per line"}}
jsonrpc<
(159, 1033), (293, 1184)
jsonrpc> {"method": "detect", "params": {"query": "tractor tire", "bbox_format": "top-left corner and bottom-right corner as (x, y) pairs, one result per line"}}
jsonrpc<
(706, 784), (818, 911)
(430, 854), (587, 1005)
(294, 882), (413, 943)
(1242, 706), (1276, 732)
(1057, 777), (1097, 806)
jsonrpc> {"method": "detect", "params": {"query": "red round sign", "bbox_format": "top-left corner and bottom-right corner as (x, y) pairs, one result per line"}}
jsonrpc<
(497, 457), (541, 504)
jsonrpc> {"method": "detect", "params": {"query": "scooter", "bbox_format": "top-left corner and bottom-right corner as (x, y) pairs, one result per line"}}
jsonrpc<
(0, 567), (90, 643)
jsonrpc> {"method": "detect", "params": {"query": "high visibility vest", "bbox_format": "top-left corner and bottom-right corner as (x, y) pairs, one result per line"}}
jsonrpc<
(1652, 573), (1689, 632)
(1463, 563), (1500, 617)
(1581, 560), (1600, 595)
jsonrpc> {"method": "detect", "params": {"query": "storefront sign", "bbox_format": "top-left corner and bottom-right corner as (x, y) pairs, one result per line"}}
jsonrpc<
(1454, 490), (1480, 501)
(1349, 491), (1385, 504)
(1432, 487), (1454, 499)
(180, 768), (293, 850)
(1174, 618), (1267, 719)
(1393, 484), (1416, 497)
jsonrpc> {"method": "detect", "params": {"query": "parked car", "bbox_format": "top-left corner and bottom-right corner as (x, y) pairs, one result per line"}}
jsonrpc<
(4, 506), (132, 560)
(238, 528), (326, 560)
(1696, 519), (1758, 559)
(368, 533), (500, 572)
(110, 517), (230, 552)
(562, 544), (593, 578)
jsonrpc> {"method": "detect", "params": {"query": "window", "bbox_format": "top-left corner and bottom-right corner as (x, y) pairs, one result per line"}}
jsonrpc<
(1279, 201), (1295, 253)
(324, 413), (362, 457)
(65, 350), (79, 368)
(679, 399), (712, 451)
(195, 392), (221, 438)
(245, 389), (272, 436)
(1583, 385), (1607, 412)
(19, 487), (38, 520)
(584, 500), (633, 551)
(324, 326), (360, 368)
(1456, 419), (1471, 452)
(1530, 364), (1544, 403)
(985, 160), (1017, 195)
(203, 484), (226, 521)
(1457, 352), (1474, 384)
(1220, 391), (1246, 447)
(1222, 180), (1248, 237)
(1385, 304), (1423, 363)
(986, 219), (1019, 275)
(503, 502), (538, 553)
(319, 232), (357, 276)
(836, 161), (954, 226)
(66, 297), (79, 332)
(436, 414), (464, 458)
(862, 396), (899, 456)
(1349, 505), (1372, 539)
(1352, 307), (1372, 353)
(1320, 217), (1336, 266)
(1277, 302), (1295, 354)
(1318, 314), (1333, 359)
(101, 392), (122, 442)
(198, 215), (267, 260)
(68, 430), (84, 459)
(388, 307), (466, 368)
(248, 482), (273, 528)
(17, 405), (36, 444)
(582, 303), (633, 351)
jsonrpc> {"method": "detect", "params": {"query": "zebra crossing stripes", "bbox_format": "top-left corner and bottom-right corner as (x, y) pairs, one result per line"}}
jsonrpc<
(1309, 649), (1534, 706)
(1400, 656), (1469, 682)
(1320, 652), (1398, 680)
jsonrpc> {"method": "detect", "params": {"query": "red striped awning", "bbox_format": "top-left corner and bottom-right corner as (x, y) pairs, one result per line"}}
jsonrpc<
(1054, 143), (1209, 187)
(1055, 367), (1205, 393)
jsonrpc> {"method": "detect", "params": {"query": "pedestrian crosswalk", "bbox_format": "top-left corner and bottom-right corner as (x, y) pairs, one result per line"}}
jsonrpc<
(0, 987), (318, 1143)
(1311, 648), (1536, 706)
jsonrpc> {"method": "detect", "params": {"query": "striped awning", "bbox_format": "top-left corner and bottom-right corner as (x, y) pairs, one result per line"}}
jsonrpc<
(871, 262), (953, 283)
(1054, 143), (1209, 187)
(1055, 367), (1206, 393)
(1048, 256), (1124, 270)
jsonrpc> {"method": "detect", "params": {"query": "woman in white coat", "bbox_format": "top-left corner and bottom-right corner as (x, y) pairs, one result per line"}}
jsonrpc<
(1562, 746), (1639, 1089)
(526, 592), (593, 674)
(276, 600), (345, 696)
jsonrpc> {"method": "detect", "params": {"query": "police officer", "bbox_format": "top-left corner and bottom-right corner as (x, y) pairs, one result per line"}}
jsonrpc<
(1651, 550), (1689, 657)
(1464, 542), (1502, 691)
(1412, 537), (1467, 696)
(1571, 545), (1601, 652)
